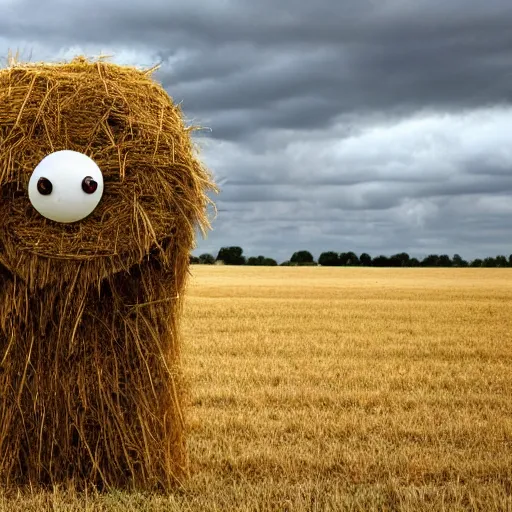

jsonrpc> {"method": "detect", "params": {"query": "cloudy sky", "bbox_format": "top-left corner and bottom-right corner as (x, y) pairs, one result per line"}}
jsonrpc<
(1, 0), (512, 262)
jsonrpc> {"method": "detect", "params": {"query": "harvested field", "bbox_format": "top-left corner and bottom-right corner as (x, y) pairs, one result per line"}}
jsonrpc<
(1, 266), (511, 510)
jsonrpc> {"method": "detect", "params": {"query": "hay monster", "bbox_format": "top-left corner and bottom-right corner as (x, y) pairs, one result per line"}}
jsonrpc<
(0, 56), (216, 490)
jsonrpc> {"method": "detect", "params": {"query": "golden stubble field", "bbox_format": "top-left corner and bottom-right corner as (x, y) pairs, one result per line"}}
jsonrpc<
(1, 266), (511, 511)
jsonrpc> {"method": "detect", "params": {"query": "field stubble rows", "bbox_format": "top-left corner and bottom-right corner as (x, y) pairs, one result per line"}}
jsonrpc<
(1, 267), (511, 510)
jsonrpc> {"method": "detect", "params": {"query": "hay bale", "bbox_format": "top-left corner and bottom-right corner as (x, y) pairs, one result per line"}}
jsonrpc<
(0, 56), (216, 491)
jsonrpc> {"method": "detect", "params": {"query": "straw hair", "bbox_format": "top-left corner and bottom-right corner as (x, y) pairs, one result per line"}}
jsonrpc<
(0, 56), (216, 490)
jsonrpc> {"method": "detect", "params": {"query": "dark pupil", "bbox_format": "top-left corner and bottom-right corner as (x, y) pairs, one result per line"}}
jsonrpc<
(37, 177), (52, 195)
(82, 176), (98, 194)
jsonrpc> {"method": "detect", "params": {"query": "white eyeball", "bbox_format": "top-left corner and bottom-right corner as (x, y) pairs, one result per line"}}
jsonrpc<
(28, 150), (104, 223)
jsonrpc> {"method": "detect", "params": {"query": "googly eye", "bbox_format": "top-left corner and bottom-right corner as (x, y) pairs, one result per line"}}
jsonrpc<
(28, 150), (104, 223)
(37, 177), (53, 195)
(82, 176), (98, 194)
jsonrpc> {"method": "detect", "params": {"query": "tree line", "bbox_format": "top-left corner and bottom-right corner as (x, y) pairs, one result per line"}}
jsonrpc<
(191, 247), (512, 268)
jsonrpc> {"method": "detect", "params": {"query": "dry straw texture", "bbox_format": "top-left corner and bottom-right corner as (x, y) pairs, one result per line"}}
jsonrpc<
(0, 56), (216, 491)
(1, 266), (509, 511)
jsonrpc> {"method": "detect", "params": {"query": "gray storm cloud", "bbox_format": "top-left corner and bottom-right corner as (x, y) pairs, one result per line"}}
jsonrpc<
(1, 0), (511, 261)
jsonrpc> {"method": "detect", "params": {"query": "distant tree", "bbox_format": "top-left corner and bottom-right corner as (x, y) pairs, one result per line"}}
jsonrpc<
(280, 261), (291, 266)
(190, 255), (200, 264)
(247, 256), (264, 266)
(482, 257), (497, 268)
(509, 254), (512, 267)
(246, 255), (277, 266)
(389, 252), (409, 267)
(495, 255), (508, 267)
(409, 257), (420, 267)
(216, 246), (246, 265)
(422, 254), (440, 267)
(470, 259), (483, 267)
(396, 252), (410, 267)
(199, 253), (215, 264)
(338, 252), (350, 266)
(359, 253), (372, 266)
(388, 255), (401, 267)
(372, 255), (390, 267)
(290, 251), (315, 265)
(452, 254), (468, 267)
(318, 251), (340, 266)
(438, 254), (452, 267)
(345, 251), (360, 266)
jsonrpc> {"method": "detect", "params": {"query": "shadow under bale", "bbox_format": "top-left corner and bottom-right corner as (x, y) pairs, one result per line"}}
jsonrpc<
(0, 56), (216, 491)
